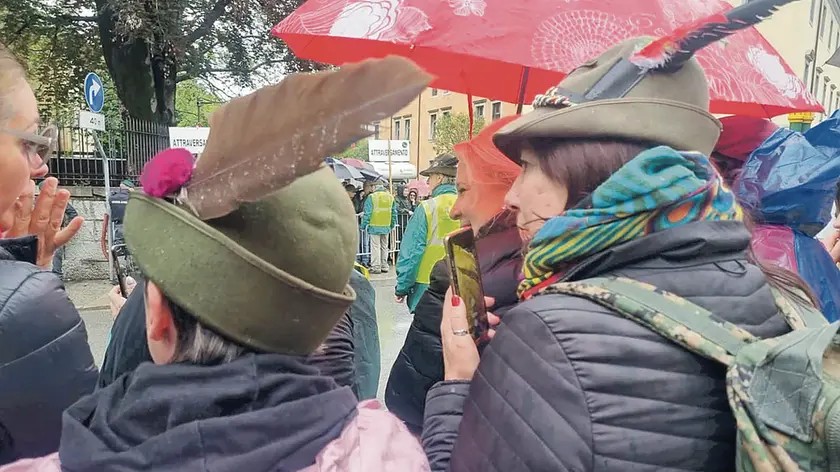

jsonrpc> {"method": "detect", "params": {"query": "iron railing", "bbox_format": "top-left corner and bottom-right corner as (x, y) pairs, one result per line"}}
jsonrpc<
(50, 116), (169, 187)
(355, 212), (412, 263)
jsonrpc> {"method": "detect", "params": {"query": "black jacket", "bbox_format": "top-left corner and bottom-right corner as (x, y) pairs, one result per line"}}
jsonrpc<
(99, 283), (358, 396)
(63, 354), (358, 471)
(422, 221), (792, 472)
(0, 236), (97, 465)
(386, 213), (522, 433)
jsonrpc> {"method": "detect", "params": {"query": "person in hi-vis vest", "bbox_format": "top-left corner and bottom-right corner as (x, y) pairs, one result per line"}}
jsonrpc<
(395, 154), (460, 312)
(362, 182), (398, 274)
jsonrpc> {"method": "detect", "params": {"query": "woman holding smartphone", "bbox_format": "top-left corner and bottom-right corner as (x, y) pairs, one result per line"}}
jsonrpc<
(385, 117), (522, 435)
(422, 37), (816, 472)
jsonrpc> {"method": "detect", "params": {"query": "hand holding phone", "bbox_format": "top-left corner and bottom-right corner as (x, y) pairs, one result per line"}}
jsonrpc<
(444, 227), (490, 344)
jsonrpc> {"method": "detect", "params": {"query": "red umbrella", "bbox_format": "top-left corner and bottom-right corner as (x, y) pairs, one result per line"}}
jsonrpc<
(273, 0), (821, 118)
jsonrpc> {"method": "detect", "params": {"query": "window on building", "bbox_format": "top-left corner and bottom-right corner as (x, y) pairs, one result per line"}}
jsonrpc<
(373, 123), (380, 139)
(393, 119), (400, 140)
(811, 0), (818, 23)
(431, 88), (439, 97)
(821, 5), (828, 37)
(831, 21), (836, 49)
(491, 102), (502, 120)
(442, 109), (451, 118)
(822, 80), (828, 105)
(442, 90), (450, 95)
(831, 88), (836, 114)
(805, 56), (812, 84)
(475, 103), (485, 119)
(429, 113), (438, 140)
(404, 118), (411, 141)
(815, 69), (823, 94)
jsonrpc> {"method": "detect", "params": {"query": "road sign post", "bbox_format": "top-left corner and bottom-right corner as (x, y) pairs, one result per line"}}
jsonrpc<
(84, 73), (104, 113)
(83, 72), (112, 279)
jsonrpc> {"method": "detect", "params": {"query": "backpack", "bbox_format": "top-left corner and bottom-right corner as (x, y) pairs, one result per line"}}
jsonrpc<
(540, 276), (840, 472)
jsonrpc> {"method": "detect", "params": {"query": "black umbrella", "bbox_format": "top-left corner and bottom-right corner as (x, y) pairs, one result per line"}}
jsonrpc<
(325, 158), (363, 180)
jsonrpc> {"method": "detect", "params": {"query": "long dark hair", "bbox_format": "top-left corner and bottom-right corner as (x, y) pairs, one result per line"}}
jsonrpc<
(527, 137), (819, 308)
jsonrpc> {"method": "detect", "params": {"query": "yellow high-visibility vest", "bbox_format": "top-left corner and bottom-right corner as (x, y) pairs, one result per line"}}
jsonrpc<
(370, 191), (394, 227)
(415, 193), (459, 284)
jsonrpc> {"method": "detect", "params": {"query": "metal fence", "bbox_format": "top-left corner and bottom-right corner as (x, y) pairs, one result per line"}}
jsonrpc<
(355, 213), (412, 263)
(50, 116), (170, 187)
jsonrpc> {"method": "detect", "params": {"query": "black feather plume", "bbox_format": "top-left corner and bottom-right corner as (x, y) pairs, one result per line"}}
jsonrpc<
(631, 0), (799, 70)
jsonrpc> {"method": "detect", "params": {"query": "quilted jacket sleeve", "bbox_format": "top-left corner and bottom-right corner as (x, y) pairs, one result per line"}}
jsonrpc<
(0, 261), (98, 463)
(448, 302), (594, 472)
(421, 380), (471, 472)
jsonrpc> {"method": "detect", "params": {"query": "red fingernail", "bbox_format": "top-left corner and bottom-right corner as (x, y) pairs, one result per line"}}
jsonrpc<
(452, 295), (461, 307)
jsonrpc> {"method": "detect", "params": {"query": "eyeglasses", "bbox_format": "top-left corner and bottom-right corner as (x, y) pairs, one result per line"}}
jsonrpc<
(3, 125), (58, 169)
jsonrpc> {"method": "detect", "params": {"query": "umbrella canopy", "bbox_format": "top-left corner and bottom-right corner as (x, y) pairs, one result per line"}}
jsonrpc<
(274, 0), (821, 118)
(326, 157), (364, 180)
(341, 158), (373, 170)
(406, 179), (430, 198)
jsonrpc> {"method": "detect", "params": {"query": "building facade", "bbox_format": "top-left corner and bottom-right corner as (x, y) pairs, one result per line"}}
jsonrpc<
(372, 88), (529, 172)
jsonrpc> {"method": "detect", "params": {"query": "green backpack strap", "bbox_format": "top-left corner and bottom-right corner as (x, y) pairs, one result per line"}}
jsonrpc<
(543, 277), (759, 366)
(768, 287), (827, 330)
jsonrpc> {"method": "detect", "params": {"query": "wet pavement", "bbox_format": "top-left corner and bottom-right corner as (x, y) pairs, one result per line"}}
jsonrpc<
(75, 273), (413, 401)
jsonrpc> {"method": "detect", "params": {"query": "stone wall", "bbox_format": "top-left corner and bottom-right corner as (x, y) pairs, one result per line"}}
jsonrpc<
(64, 187), (109, 281)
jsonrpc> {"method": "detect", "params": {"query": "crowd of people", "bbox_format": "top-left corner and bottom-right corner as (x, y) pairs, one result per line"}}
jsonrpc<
(4, 21), (840, 472)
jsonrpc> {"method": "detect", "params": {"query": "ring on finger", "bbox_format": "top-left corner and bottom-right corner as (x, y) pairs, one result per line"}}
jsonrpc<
(452, 329), (470, 336)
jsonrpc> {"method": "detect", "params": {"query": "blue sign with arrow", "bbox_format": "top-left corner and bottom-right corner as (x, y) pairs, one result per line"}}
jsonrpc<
(84, 72), (104, 113)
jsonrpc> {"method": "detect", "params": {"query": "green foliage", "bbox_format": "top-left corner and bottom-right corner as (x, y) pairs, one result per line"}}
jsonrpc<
(339, 140), (369, 161)
(432, 113), (485, 155)
(1, 0), (321, 124)
(174, 80), (223, 126)
(0, 0), (106, 121)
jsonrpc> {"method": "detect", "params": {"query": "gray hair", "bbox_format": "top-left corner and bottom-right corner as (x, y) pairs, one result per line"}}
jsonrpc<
(0, 44), (26, 124)
(164, 292), (251, 364)
(440, 175), (456, 186)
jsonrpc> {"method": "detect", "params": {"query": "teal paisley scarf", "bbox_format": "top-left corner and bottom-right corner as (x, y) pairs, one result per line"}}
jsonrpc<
(519, 145), (744, 299)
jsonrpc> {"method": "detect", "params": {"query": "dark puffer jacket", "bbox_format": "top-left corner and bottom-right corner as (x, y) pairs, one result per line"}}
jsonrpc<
(386, 212), (522, 434)
(0, 236), (98, 465)
(422, 221), (792, 472)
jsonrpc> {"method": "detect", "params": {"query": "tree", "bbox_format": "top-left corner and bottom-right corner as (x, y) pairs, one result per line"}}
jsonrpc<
(1, 0), (322, 125)
(0, 0), (107, 122)
(174, 80), (223, 126)
(432, 113), (485, 155)
(339, 140), (369, 161)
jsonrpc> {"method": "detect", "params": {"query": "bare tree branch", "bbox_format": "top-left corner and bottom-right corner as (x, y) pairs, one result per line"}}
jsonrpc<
(183, 0), (233, 46)
(176, 58), (289, 83)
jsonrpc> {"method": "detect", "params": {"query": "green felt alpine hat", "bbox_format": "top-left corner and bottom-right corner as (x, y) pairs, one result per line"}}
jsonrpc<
(124, 166), (358, 355)
(420, 153), (458, 177)
(494, 37), (721, 162)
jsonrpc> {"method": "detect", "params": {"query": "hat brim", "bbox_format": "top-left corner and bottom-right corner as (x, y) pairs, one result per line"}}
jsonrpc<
(419, 166), (457, 177)
(493, 98), (722, 164)
(124, 192), (355, 355)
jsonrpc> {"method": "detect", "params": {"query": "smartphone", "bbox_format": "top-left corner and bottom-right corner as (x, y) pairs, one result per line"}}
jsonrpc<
(444, 227), (490, 344)
(110, 244), (128, 297)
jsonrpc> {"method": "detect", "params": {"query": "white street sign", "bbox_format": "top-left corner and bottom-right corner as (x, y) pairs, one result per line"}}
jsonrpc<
(368, 140), (410, 163)
(169, 127), (210, 154)
(78, 110), (106, 131)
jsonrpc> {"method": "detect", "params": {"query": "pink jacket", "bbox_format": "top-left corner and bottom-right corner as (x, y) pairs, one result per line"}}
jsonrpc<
(0, 401), (429, 472)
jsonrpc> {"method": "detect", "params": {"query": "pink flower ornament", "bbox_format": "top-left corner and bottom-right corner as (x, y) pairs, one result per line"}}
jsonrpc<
(140, 148), (196, 198)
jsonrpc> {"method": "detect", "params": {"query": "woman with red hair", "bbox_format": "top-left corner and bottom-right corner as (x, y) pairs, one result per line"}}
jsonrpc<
(385, 117), (523, 435)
